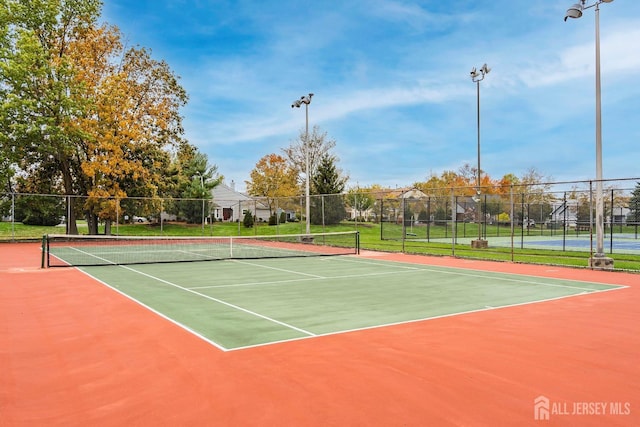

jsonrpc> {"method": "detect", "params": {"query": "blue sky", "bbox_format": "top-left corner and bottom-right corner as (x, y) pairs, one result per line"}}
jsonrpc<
(102, 0), (640, 192)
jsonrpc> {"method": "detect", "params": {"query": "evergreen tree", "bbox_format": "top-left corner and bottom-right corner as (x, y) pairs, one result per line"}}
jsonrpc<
(174, 151), (222, 224)
(243, 210), (254, 228)
(310, 155), (347, 225)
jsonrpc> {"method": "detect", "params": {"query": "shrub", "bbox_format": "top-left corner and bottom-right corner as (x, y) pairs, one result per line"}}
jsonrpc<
(243, 210), (254, 228)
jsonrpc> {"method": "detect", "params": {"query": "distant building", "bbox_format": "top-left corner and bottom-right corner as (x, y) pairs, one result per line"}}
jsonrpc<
(211, 182), (270, 222)
(548, 202), (578, 228)
(349, 187), (465, 223)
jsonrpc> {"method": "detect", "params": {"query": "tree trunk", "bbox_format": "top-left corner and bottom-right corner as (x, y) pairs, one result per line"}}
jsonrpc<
(61, 162), (79, 235)
(86, 212), (99, 235)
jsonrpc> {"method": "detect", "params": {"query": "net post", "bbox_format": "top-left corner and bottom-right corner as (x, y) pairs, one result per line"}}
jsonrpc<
(41, 235), (47, 268)
(356, 230), (360, 255)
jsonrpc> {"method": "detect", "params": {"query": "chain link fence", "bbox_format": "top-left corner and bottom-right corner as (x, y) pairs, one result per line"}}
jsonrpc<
(2, 178), (639, 258)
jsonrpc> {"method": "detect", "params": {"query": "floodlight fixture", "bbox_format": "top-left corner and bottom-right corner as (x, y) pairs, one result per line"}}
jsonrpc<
(565, 3), (584, 20)
(565, 0), (613, 21)
(470, 64), (490, 83)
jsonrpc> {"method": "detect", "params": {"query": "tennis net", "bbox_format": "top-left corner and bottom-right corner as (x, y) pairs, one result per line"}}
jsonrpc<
(43, 231), (360, 267)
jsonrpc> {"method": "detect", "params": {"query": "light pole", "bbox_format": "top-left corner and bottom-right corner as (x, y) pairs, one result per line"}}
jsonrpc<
(470, 64), (490, 249)
(565, 0), (614, 269)
(292, 93), (314, 236)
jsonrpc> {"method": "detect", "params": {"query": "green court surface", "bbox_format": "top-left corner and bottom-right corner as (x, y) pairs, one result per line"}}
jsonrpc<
(77, 256), (624, 351)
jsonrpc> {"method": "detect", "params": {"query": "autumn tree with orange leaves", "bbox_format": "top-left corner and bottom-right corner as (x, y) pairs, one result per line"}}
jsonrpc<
(0, 0), (188, 234)
(246, 154), (298, 217)
(69, 26), (188, 233)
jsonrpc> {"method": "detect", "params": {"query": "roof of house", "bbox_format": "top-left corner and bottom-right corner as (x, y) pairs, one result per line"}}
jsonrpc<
(212, 183), (253, 202)
(385, 187), (428, 199)
(211, 183), (270, 210)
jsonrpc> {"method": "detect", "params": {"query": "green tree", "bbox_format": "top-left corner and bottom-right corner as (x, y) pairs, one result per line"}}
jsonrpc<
(12, 167), (65, 225)
(346, 186), (375, 221)
(176, 152), (222, 224)
(0, 0), (101, 233)
(14, 194), (64, 225)
(243, 210), (254, 228)
(0, 0), (188, 234)
(310, 155), (347, 225)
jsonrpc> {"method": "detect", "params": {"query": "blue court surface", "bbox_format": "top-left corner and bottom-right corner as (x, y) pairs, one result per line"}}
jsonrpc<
(433, 234), (640, 254)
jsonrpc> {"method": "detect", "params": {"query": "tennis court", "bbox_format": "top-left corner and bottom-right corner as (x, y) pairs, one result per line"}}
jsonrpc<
(72, 255), (622, 351)
(522, 235), (640, 252)
(2, 238), (639, 426)
(431, 234), (640, 254)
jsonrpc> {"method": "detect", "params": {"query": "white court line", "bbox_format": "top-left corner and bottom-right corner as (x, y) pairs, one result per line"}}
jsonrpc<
(335, 256), (624, 292)
(65, 244), (625, 293)
(117, 265), (317, 337)
(75, 268), (230, 351)
(188, 268), (423, 290)
(67, 246), (316, 338)
(228, 285), (627, 352)
(229, 259), (326, 278)
(188, 255), (620, 293)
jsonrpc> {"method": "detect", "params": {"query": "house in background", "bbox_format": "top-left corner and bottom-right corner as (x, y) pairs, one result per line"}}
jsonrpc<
(611, 206), (630, 225)
(363, 187), (462, 224)
(547, 202), (578, 228)
(211, 181), (270, 222)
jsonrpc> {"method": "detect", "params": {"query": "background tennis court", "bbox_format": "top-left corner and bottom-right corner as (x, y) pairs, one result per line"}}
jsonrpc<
(76, 255), (623, 350)
(430, 234), (640, 254)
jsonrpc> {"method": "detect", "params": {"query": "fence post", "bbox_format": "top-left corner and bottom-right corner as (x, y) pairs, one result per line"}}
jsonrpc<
(444, 199), (449, 239)
(520, 193), (525, 249)
(254, 199), (258, 235)
(379, 198), (383, 240)
(11, 192), (15, 241)
(322, 195), (326, 232)
(562, 192), (567, 251)
(426, 197), (431, 242)
(482, 194), (487, 239)
(451, 188), (456, 256)
(401, 196), (406, 253)
(633, 198), (640, 239)
(66, 195), (71, 235)
(510, 184), (514, 262)
(160, 199), (164, 235)
(610, 189), (614, 253)
(589, 181), (594, 255)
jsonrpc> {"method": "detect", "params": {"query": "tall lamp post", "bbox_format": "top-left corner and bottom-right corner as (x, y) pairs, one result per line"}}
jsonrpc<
(292, 93), (314, 236)
(565, 0), (614, 269)
(470, 64), (490, 249)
